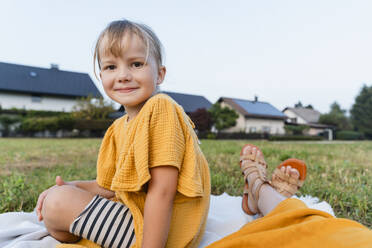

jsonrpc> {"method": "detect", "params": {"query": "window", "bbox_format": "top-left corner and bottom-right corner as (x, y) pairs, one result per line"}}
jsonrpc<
(290, 117), (297, 123)
(31, 95), (42, 103)
(262, 126), (271, 133)
(249, 127), (256, 133)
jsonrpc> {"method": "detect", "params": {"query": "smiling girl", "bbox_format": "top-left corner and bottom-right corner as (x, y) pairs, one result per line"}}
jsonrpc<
(36, 19), (210, 248)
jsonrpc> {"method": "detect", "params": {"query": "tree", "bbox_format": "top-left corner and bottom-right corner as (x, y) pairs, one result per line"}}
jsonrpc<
(188, 108), (213, 132)
(208, 103), (239, 132)
(351, 85), (372, 138)
(72, 96), (115, 120)
(319, 102), (352, 130)
(294, 101), (303, 108)
(0, 115), (21, 137)
(284, 125), (309, 135)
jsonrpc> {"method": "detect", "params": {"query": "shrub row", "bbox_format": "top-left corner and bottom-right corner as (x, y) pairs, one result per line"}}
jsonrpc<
(19, 116), (113, 134)
(197, 131), (270, 140)
(269, 135), (324, 141)
(335, 130), (364, 140)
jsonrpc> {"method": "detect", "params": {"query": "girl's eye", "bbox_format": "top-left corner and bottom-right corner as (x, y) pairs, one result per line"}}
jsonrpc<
(104, 65), (116, 70)
(132, 62), (143, 68)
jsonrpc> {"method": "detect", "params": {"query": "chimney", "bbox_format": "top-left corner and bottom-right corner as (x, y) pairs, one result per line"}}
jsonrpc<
(50, 63), (59, 70)
(254, 95), (258, 102)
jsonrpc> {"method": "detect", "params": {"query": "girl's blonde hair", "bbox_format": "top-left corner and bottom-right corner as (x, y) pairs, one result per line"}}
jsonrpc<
(93, 19), (164, 78)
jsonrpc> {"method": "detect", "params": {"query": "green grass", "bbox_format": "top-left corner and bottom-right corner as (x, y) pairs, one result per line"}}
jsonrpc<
(0, 138), (371, 228)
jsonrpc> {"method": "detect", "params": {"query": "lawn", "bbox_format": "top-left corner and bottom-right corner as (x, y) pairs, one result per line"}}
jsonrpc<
(0, 138), (371, 228)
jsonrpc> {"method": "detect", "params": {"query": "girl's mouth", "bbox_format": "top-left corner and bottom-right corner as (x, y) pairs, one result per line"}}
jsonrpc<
(115, 87), (138, 93)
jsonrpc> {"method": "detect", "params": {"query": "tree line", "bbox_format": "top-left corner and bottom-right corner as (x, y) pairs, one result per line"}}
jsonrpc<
(318, 85), (372, 139)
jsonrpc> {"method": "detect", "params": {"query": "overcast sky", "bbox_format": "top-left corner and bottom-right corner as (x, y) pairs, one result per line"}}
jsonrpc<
(1, 0), (371, 113)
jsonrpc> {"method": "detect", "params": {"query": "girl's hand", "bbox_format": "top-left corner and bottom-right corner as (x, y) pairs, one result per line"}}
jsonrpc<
(36, 176), (69, 221)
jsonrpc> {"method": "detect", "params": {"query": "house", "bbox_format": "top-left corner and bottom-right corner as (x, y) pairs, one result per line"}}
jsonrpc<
(218, 97), (286, 134)
(115, 91), (212, 117)
(0, 61), (101, 112)
(283, 107), (332, 137)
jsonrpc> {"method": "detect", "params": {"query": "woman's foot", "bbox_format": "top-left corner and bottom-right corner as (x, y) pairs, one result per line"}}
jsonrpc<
(271, 159), (307, 197)
(239, 144), (269, 215)
(240, 145), (306, 216)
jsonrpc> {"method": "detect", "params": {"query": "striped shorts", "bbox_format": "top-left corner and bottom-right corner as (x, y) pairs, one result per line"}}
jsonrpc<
(69, 195), (135, 248)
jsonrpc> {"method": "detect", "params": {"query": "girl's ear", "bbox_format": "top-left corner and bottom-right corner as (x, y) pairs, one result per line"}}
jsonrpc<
(99, 71), (102, 80)
(156, 66), (166, 85)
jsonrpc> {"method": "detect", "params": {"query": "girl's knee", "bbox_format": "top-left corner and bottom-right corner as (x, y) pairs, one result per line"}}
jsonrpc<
(42, 185), (75, 221)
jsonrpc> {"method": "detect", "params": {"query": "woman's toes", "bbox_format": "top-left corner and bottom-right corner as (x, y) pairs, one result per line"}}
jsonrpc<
(289, 168), (300, 179)
(285, 166), (292, 176)
(252, 147), (257, 157)
(243, 145), (252, 155)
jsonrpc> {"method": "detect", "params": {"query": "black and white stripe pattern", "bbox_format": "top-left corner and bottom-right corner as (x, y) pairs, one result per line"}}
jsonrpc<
(70, 195), (135, 248)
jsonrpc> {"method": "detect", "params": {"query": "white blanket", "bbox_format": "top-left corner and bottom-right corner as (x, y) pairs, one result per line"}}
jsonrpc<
(0, 194), (334, 248)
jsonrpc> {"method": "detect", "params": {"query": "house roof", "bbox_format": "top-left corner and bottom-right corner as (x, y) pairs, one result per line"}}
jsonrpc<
(162, 91), (212, 113)
(283, 107), (321, 124)
(116, 91), (212, 115)
(219, 97), (287, 120)
(0, 61), (101, 98)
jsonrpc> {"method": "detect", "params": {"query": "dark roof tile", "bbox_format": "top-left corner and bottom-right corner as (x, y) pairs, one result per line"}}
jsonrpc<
(163, 91), (212, 113)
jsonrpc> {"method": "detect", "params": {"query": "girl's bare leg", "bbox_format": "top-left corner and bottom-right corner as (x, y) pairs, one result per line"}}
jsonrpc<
(41, 185), (96, 242)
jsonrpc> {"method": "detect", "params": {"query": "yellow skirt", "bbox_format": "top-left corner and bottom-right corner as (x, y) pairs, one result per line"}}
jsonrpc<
(207, 198), (371, 248)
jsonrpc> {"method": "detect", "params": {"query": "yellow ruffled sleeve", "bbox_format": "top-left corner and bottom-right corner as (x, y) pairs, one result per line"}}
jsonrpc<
(96, 124), (117, 189)
(129, 95), (204, 197)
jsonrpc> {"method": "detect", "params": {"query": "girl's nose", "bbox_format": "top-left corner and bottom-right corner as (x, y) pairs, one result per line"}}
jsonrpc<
(117, 68), (132, 82)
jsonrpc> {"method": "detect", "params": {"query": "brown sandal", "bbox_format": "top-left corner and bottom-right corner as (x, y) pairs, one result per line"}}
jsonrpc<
(271, 158), (307, 197)
(239, 144), (269, 215)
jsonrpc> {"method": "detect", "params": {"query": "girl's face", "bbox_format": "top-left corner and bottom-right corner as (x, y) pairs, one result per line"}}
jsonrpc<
(99, 34), (165, 116)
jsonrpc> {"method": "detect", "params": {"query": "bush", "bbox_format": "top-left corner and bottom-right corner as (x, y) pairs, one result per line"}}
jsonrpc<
(269, 135), (323, 141)
(74, 119), (114, 131)
(336, 131), (364, 140)
(20, 115), (76, 133)
(216, 132), (269, 140)
(284, 124), (309, 135)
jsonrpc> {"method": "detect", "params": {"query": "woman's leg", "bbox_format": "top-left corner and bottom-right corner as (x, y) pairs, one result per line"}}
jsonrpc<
(242, 145), (301, 216)
(41, 185), (95, 242)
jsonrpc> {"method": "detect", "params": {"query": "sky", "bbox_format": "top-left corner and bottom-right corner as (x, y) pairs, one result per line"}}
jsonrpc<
(1, 0), (372, 113)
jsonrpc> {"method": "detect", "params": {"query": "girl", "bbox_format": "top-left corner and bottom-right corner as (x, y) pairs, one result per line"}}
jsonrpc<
(36, 19), (211, 248)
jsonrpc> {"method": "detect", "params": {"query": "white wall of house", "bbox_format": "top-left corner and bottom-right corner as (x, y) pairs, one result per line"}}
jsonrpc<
(283, 109), (307, 124)
(0, 92), (78, 112)
(245, 118), (285, 134)
(220, 101), (285, 134)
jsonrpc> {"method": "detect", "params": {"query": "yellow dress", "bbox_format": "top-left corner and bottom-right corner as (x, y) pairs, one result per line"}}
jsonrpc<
(58, 93), (210, 248)
(207, 198), (372, 248)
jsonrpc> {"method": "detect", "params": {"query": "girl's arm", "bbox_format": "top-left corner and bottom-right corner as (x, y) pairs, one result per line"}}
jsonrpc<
(142, 166), (178, 248)
(63, 177), (115, 199)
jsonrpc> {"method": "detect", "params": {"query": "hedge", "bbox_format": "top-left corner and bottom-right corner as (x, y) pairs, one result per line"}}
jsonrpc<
(19, 117), (113, 133)
(336, 131), (364, 140)
(197, 131), (270, 140)
(269, 135), (324, 141)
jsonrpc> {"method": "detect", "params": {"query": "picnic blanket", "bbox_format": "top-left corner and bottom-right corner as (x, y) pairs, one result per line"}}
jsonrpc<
(0, 194), (334, 248)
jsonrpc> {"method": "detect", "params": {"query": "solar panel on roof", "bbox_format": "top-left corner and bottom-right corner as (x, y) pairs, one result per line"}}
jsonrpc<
(234, 99), (286, 117)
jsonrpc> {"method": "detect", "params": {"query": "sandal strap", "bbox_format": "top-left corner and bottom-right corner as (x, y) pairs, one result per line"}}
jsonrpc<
(273, 168), (303, 187)
(240, 154), (267, 167)
(271, 180), (298, 195)
(241, 159), (269, 214)
(241, 161), (268, 182)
